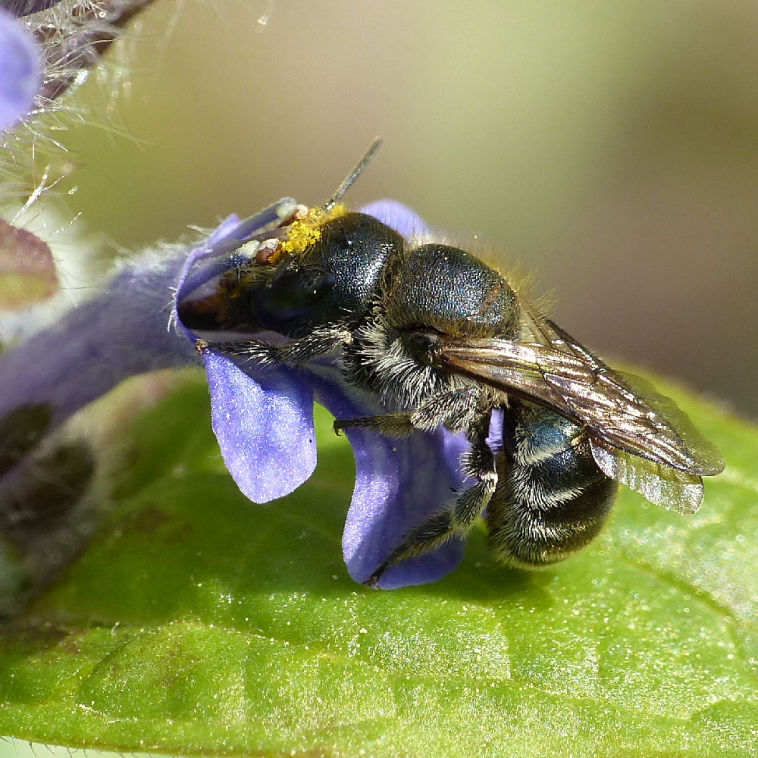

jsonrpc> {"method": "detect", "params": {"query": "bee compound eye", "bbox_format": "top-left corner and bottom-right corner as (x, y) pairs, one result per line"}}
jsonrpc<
(251, 267), (334, 332)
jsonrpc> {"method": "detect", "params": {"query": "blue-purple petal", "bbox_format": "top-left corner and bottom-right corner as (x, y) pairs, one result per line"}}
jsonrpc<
(0, 252), (198, 434)
(180, 205), (472, 583)
(203, 349), (317, 503)
(486, 407), (505, 453)
(0, 8), (42, 132)
(174, 202), (322, 502)
(310, 365), (470, 588)
(344, 426), (470, 589)
(360, 200), (431, 239)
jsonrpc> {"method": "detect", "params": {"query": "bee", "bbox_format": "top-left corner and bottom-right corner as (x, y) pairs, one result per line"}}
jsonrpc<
(181, 141), (724, 585)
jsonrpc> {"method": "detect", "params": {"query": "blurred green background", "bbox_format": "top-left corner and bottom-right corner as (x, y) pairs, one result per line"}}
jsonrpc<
(32, 0), (758, 417)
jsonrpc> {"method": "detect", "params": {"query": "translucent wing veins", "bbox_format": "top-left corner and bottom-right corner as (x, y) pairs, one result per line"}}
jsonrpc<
(439, 319), (724, 478)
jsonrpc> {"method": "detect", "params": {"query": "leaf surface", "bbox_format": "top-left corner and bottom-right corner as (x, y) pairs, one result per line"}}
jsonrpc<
(0, 375), (756, 756)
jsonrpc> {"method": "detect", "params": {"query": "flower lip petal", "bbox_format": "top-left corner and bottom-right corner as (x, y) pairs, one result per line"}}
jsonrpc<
(203, 348), (317, 503)
(345, 425), (469, 589)
(177, 201), (320, 504)
(309, 365), (470, 589)
(0, 8), (42, 132)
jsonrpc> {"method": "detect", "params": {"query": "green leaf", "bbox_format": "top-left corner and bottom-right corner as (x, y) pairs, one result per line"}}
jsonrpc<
(0, 374), (756, 756)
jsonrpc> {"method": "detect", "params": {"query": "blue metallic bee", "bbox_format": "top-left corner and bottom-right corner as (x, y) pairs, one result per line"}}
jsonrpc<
(181, 141), (724, 585)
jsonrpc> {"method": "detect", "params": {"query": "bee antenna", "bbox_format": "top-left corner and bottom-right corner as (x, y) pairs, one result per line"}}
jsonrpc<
(324, 137), (383, 210)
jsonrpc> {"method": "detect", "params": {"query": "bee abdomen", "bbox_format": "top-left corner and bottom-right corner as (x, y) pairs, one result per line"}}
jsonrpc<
(487, 401), (618, 568)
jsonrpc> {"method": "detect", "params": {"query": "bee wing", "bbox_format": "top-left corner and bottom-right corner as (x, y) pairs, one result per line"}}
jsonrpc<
(589, 438), (705, 514)
(439, 319), (723, 512)
(585, 369), (724, 512)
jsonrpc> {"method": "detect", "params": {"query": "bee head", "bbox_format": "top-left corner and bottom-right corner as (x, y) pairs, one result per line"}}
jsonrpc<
(250, 212), (404, 337)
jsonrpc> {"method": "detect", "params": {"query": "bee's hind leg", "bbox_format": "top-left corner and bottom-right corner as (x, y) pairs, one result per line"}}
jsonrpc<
(333, 387), (480, 438)
(334, 413), (416, 437)
(366, 409), (496, 586)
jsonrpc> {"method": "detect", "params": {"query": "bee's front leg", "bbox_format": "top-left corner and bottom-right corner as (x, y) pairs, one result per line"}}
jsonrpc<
(276, 326), (352, 365)
(210, 325), (352, 367)
(365, 408), (496, 586)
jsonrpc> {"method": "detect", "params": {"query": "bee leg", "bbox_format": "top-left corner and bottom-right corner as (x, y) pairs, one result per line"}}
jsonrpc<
(333, 388), (479, 437)
(275, 326), (352, 365)
(368, 410), (496, 585)
(333, 414), (415, 437)
(408, 387), (479, 433)
(208, 339), (279, 365)
(210, 325), (352, 367)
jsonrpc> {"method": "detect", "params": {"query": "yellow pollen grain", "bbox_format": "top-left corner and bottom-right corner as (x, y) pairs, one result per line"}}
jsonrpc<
(273, 204), (347, 264)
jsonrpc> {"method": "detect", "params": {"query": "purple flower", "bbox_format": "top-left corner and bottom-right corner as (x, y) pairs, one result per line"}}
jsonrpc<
(0, 199), (471, 589)
(0, 6), (42, 132)
(1, 2), (158, 117)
